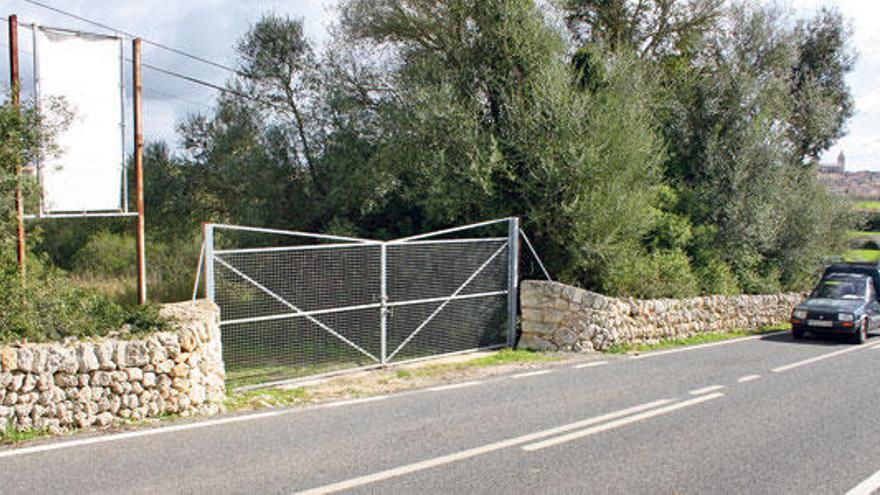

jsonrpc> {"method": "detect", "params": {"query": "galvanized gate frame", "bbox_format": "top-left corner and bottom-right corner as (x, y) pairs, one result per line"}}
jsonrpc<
(205, 217), (519, 379)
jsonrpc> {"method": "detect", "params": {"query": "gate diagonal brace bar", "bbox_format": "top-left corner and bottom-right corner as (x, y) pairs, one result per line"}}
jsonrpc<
(213, 256), (380, 363)
(386, 241), (509, 362)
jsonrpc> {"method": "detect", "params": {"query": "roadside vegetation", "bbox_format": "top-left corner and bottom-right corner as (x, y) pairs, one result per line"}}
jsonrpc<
(0, 0), (860, 338)
(224, 349), (561, 411)
(0, 425), (51, 446)
(605, 324), (792, 355)
(0, 96), (169, 344)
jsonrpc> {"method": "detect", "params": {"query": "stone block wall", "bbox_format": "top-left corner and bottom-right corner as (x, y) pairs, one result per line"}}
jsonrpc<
(519, 281), (803, 352)
(0, 300), (225, 434)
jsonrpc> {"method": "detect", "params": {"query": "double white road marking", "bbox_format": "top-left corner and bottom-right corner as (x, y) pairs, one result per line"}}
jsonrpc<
(522, 393), (724, 452)
(689, 385), (725, 396)
(771, 345), (868, 373)
(295, 394), (722, 494)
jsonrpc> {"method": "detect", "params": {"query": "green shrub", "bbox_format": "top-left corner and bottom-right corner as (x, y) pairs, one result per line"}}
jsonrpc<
(694, 259), (740, 296)
(602, 248), (699, 299)
(72, 231), (136, 278)
(68, 231), (202, 304)
(0, 253), (167, 344)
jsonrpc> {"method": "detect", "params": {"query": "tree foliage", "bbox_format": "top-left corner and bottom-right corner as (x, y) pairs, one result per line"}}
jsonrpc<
(16, 0), (858, 303)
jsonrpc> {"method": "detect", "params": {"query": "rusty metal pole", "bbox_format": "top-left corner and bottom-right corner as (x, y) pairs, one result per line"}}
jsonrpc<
(9, 15), (26, 282)
(132, 38), (147, 304)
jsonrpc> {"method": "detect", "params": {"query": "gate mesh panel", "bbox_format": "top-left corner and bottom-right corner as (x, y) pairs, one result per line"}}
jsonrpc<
(214, 240), (382, 389)
(387, 296), (507, 361)
(386, 240), (509, 361)
(222, 308), (381, 390)
(211, 221), (514, 389)
(215, 245), (381, 322)
(387, 240), (508, 301)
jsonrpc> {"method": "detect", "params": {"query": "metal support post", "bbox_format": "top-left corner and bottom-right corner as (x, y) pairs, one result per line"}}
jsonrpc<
(205, 224), (215, 303)
(507, 217), (520, 348)
(9, 15), (26, 282)
(380, 243), (388, 365)
(132, 38), (147, 304)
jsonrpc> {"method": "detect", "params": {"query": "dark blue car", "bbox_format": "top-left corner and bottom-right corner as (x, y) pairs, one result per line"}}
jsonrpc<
(790, 272), (880, 344)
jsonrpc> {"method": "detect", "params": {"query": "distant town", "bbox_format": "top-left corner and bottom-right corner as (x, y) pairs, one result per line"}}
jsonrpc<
(817, 152), (880, 200)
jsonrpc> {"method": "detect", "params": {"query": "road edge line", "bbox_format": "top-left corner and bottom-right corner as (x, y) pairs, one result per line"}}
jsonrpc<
(630, 332), (786, 360)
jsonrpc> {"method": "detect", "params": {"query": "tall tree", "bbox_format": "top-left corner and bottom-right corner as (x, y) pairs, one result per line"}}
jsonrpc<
(562, 0), (723, 59)
(236, 15), (325, 195)
(789, 7), (855, 163)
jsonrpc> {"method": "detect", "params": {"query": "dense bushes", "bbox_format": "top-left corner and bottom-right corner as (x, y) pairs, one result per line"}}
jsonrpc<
(0, 250), (168, 344)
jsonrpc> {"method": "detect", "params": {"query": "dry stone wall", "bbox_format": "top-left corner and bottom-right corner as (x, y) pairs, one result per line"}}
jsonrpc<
(0, 300), (225, 434)
(520, 281), (803, 352)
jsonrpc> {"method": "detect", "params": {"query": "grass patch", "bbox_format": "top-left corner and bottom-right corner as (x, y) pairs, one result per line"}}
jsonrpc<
(843, 249), (880, 263)
(393, 349), (561, 380)
(224, 386), (312, 411)
(0, 425), (52, 446)
(462, 348), (557, 367)
(604, 324), (790, 354)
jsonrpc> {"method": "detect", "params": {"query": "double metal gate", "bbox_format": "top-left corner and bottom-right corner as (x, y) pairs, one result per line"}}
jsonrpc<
(206, 218), (519, 390)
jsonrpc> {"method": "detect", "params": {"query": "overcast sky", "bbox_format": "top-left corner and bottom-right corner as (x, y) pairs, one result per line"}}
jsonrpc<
(1, 0), (878, 170)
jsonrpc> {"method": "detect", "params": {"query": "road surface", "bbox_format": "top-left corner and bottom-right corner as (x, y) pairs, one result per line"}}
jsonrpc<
(3, 332), (880, 494)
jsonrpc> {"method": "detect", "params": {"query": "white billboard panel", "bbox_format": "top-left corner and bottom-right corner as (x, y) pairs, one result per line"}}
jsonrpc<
(35, 27), (124, 213)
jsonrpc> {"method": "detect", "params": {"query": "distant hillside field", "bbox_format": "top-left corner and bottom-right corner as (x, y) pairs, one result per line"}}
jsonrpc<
(843, 249), (880, 263)
(855, 201), (880, 211)
(843, 230), (880, 262)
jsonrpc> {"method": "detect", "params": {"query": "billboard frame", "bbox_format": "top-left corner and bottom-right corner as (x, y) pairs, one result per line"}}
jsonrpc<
(28, 23), (130, 219)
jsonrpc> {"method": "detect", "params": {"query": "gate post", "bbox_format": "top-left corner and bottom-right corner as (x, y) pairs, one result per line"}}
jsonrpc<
(507, 217), (520, 348)
(205, 224), (215, 303)
(380, 242), (388, 365)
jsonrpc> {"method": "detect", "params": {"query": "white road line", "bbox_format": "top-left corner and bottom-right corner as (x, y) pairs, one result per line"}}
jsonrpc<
(737, 374), (761, 383)
(0, 408), (293, 460)
(846, 467), (880, 495)
(324, 396), (389, 408)
(512, 370), (554, 379)
(871, 343), (880, 350)
(521, 393), (724, 452)
(689, 385), (725, 396)
(573, 361), (608, 369)
(425, 381), (482, 392)
(771, 345), (869, 373)
(630, 332), (786, 359)
(0, 393), (397, 459)
(294, 398), (674, 495)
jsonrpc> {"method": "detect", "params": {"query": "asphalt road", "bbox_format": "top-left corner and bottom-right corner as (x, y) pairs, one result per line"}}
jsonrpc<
(3, 331), (880, 494)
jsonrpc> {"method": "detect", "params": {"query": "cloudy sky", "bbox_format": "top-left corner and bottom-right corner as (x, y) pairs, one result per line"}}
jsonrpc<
(1, 0), (878, 170)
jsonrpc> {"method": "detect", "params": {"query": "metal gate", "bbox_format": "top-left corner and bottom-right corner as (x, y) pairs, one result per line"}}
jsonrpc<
(206, 218), (519, 390)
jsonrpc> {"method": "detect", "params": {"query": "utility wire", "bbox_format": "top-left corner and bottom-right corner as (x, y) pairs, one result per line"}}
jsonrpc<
(20, 0), (245, 77)
(4, 9), (291, 116)
(2, 34), (256, 112)
(132, 59), (286, 113)
(4, 12), (278, 112)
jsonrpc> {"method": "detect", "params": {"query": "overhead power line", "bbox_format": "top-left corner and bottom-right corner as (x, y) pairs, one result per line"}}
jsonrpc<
(20, 0), (244, 77)
(134, 59), (286, 113)
(4, 9), (287, 114)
